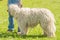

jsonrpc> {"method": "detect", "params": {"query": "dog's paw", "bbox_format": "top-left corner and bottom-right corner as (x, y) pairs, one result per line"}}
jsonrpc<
(17, 32), (21, 35)
(17, 32), (26, 35)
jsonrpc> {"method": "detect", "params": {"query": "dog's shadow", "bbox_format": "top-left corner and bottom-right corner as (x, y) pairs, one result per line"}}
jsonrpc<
(20, 34), (46, 38)
(0, 32), (46, 38)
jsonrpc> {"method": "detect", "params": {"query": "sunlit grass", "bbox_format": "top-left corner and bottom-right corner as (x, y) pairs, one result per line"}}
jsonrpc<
(0, 0), (60, 40)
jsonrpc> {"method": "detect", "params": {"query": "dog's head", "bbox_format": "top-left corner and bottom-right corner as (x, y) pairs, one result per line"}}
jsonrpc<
(9, 4), (20, 17)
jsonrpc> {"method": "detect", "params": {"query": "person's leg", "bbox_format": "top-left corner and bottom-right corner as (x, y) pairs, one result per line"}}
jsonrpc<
(17, 2), (22, 32)
(17, 27), (21, 35)
(8, 12), (20, 32)
(8, 0), (21, 32)
(8, 12), (14, 31)
(18, 27), (20, 32)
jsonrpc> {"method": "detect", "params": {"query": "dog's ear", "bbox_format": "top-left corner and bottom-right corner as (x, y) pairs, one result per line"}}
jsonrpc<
(9, 8), (15, 17)
(14, 12), (19, 20)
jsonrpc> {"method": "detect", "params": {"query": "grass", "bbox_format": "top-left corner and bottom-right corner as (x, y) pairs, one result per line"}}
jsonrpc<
(0, 0), (60, 40)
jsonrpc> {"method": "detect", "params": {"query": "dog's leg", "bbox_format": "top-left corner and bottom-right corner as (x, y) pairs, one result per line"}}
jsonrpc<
(40, 20), (56, 37)
(23, 26), (28, 35)
(17, 22), (28, 35)
(39, 21), (48, 36)
(44, 23), (56, 37)
(46, 22), (56, 37)
(19, 26), (28, 35)
(41, 26), (48, 37)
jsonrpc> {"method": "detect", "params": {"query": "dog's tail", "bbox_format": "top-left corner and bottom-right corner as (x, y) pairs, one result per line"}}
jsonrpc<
(46, 9), (56, 33)
(46, 9), (56, 32)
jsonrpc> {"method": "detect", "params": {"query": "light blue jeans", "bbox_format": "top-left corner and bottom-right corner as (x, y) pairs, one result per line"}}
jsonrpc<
(8, 0), (20, 32)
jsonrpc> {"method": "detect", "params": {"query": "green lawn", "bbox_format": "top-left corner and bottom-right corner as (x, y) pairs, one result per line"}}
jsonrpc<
(0, 0), (60, 40)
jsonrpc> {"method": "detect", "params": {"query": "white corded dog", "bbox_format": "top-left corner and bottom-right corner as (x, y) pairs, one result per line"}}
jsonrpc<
(9, 4), (56, 37)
